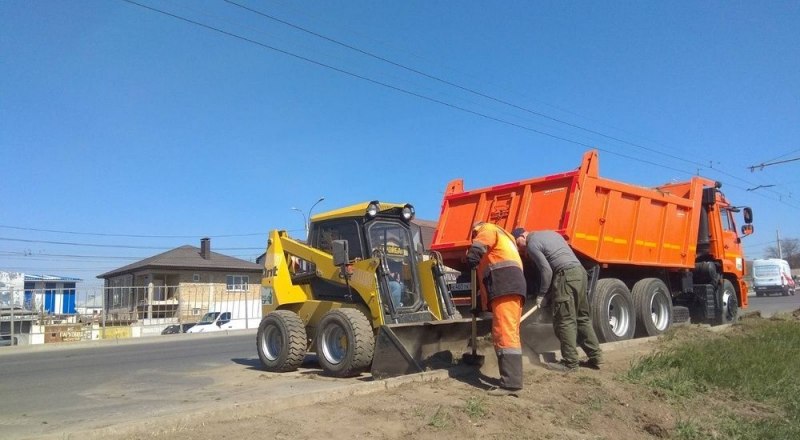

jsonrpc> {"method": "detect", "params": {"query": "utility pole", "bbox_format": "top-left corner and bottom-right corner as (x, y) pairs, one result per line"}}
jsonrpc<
(777, 229), (783, 259)
(291, 197), (325, 239)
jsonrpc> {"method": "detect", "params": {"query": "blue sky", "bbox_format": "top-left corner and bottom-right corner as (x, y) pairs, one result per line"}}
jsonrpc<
(1, 1), (798, 286)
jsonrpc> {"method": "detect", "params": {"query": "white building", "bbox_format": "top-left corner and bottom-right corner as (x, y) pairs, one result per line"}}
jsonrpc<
(0, 271), (82, 314)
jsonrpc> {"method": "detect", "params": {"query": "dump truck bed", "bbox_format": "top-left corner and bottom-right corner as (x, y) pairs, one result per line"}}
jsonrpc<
(431, 150), (712, 270)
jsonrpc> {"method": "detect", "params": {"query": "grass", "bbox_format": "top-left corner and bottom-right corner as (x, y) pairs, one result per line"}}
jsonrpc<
(624, 318), (800, 439)
(463, 396), (487, 419)
(427, 405), (450, 429)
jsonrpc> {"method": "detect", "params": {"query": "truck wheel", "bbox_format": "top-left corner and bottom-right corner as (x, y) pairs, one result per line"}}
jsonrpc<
(632, 278), (673, 337)
(717, 280), (739, 325)
(257, 310), (307, 372)
(316, 308), (375, 377)
(591, 278), (636, 342)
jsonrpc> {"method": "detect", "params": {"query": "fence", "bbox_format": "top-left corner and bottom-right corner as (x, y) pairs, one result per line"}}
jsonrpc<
(0, 284), (262, 347)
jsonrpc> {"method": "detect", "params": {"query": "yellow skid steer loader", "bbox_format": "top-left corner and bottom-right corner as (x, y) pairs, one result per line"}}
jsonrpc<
(256, 201), (490, 379)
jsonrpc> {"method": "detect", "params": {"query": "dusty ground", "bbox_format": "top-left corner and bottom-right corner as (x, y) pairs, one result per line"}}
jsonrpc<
(78, 316), (786, 440)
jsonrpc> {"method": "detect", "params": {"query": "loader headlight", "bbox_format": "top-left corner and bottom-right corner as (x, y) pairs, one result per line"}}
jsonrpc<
(366, 201), (380, 218)
(402, 204), (415, 221)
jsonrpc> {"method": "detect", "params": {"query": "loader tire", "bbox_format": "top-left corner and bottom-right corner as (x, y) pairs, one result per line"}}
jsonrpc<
(591, 278), (636, 343)
(716, 279), (739, 325)
(257, 310), (307, 372)
(632, 278), (673, 337)
(316, 308), (375, 377)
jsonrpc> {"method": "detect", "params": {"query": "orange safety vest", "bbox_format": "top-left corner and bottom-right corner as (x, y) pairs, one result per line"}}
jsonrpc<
(469, 223), (525, 309)
(472, 223), (523, 276)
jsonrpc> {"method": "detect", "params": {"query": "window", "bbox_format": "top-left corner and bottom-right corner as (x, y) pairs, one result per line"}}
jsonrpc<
(312, 219), (364, 260)
(193, 274), (200, 282)
(720, 209), (735, 232)
(226, 275), (249, 291)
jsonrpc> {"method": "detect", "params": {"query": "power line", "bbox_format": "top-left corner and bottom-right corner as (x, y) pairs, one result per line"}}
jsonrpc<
(0, 251), (136, 259)
(0, 250), (259, 260)
(119, 0), (692, 175)
(121, 0), (800, 211)
(223, 0), (798, 200)
(0, 224), (266, 238)
(224, 0), (707, 170)
(0, 237), (263, 250)
(748, 156), (800, 172)
(757, 147), (800, 165)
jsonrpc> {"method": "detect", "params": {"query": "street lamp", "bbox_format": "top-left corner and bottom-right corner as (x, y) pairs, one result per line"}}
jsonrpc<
(291, 197), (325, 239)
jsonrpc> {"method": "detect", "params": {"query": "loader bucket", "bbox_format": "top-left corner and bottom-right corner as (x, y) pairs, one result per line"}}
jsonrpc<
(370, 318), (492, 379)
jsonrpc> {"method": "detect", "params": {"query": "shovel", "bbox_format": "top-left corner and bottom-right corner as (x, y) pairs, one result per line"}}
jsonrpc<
(462, 268), (485, 366)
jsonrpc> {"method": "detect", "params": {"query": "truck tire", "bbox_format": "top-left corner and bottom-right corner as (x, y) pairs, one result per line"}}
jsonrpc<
(257, 310), (307, 372)
(591, 278), (636, 342)
(717, 279), (739, 325)
(632, 278), (673, 337)
(316, 308), (375, 377)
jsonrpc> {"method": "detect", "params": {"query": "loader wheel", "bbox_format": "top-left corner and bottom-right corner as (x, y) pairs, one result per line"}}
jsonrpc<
(316, 308), (375, 377)
(591, 278), (636, 343)
(716, 280), (739, 325)
(632, 278), (673, 337)
(257, 310), (307, 372)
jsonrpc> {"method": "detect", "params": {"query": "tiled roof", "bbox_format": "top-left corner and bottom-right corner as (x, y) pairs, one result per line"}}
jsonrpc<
(97, 245), (262, 279)
(412, 219), (437, 250)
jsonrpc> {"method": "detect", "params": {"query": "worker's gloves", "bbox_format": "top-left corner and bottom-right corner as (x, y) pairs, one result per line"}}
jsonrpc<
(466, 255), (481, 269)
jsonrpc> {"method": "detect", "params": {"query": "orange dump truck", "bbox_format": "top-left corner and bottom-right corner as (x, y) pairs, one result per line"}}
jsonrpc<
(430, 150), (753, 342)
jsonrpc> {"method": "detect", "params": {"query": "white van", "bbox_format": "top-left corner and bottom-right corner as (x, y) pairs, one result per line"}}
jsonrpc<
(186, 311), (247, 333)
(752, 259), (795, 297)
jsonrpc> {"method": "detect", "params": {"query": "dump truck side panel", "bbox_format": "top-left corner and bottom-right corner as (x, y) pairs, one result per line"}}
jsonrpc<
(432, 150), (706, 270)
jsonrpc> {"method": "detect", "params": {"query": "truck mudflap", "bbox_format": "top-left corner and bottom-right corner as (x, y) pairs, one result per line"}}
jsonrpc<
(370, 318), (492, 379)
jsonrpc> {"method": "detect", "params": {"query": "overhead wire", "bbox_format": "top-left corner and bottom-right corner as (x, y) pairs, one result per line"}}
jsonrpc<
(225, 0), (800, 201)
(0, 224), (266, 238)
(119, 0), (800, 212)
(119, 0), (697, 176)
(0, 237), (263, 251)
(224, 0), (708, 170)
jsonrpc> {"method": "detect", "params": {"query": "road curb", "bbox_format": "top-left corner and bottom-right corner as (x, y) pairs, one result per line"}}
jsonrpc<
(253, 368), (454, 413)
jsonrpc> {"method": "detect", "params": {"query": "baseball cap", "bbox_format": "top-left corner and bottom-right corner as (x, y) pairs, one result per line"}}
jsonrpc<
(511, 227), (526, 239)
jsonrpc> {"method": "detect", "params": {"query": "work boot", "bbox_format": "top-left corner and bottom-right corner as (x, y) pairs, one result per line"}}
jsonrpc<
(545, 360), (578, 373)
(579, 358), (603, 370)
(487, 386), (520, 397)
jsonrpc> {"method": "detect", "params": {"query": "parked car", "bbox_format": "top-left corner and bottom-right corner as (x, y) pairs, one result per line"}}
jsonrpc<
(186, 311), (247, 333)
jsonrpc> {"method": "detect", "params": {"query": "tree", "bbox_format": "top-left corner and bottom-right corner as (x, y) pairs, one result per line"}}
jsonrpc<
(764, 238), (800, 268)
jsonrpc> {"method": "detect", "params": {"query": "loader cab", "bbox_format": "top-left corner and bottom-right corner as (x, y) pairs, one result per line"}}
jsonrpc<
(366, 220), (424, 311)
(308, 202), (425, 314)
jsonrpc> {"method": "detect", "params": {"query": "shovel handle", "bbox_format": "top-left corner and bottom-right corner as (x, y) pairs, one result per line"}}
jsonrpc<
(470, 269), (478, 311)
(520, 304), (540, 322)
(470, 268), (478, 353)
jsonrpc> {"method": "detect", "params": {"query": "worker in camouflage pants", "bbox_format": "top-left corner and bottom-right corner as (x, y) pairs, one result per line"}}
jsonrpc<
(512, 228), (602, 372)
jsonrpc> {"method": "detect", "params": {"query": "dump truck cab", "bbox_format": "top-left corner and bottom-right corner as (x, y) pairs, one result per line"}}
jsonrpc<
(258, 201), (473, 379)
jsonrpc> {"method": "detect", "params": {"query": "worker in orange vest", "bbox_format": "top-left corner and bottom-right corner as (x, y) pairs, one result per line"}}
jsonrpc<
(467, 222), (526, 397)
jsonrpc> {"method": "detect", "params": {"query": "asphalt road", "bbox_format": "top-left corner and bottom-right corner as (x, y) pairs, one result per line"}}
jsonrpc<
(745, 291), (800, 317)
(0, 331), (351, 440)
